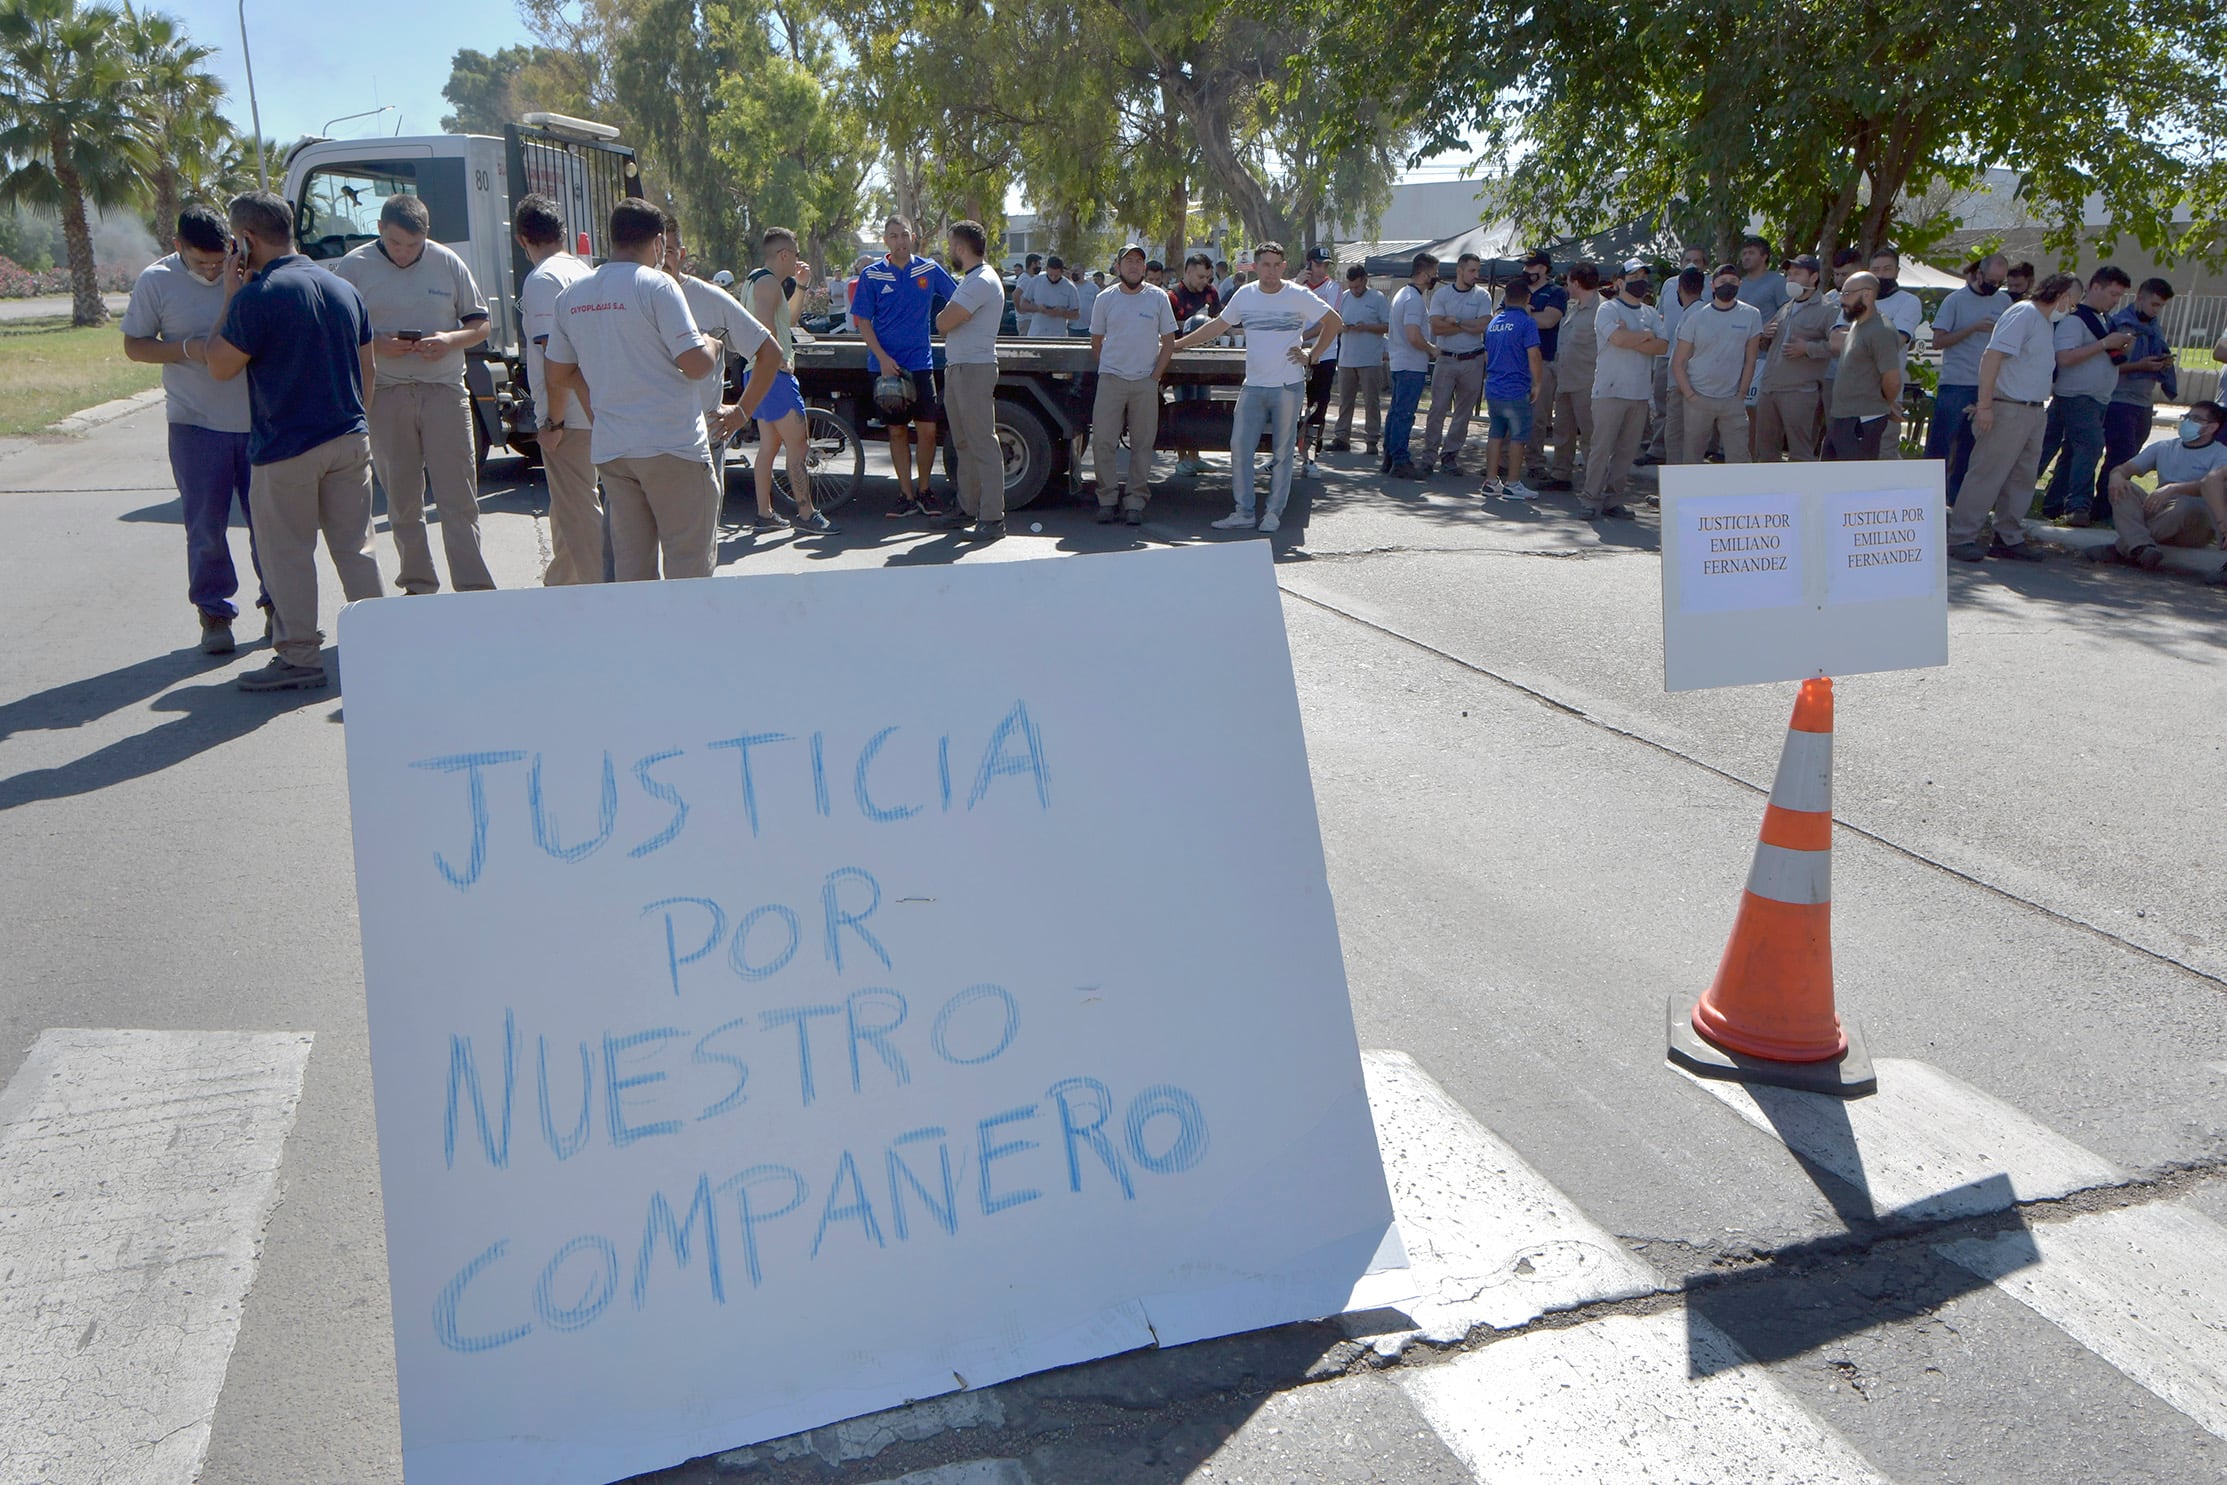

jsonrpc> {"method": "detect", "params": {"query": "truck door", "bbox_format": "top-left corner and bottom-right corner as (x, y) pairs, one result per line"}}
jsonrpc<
(503, 124), (643, 294)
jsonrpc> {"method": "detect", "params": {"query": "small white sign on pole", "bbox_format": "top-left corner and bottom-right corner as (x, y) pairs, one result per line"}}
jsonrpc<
(1659, 460), (1949, 691)
(337, 544), (1405, 1485)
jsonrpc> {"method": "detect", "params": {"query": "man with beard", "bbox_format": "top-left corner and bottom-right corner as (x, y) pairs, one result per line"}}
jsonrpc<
(1824, 272), (1904, 460)
(1926, 254), (2011, 498)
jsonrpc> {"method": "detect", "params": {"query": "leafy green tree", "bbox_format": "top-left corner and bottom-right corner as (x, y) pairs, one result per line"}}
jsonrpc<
(120, 6), (224, 241)
(0, 0), (151, 324)
(440, 44), (552, 135)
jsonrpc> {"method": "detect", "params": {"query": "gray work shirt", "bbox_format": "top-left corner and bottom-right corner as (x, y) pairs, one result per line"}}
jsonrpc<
(1676, 299), (1763, 398)
(2051, 310), (2118, 402)
(1429, 283), (1493, 353)
(1929, 286), (2006, 388)
(1984, 300), (2058, 404)
(680, 276), (771, 415)
(1090, 282), (1176, 381)
(943, 263), (1005, 365)
(330, 238), (488, 387)
(1737, 269), (1788, 323)
(1027, 275), (1081, 338)
(121, 254), (252, 433)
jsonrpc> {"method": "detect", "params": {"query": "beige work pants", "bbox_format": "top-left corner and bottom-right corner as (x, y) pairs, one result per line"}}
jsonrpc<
(1334, 364), (1383, 445)
(1091, 375), (1160, 508)
(540, 429), (604, 585)
(945, 362), (1005, 523)
(1754, 386), (1824, 462)
(1949, 401), (2047, 547)
(248, 431), (386, 670)
(599, 453), (718, 581)
(1681, 393), (1750, 465)
(368, 379), (491, 594)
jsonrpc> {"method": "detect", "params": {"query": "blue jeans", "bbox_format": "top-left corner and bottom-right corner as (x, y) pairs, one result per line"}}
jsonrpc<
(2040, 394), (2107, 517)
(1384, 370), (1426, 467)
(1231, 382), (1303, 518)
(167, 422), (265, 619)
(2099, 400), (2153, 510)
(1927, 383), (1978, 501)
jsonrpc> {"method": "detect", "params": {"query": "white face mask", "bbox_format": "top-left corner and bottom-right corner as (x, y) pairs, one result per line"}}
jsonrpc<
(2181, 418), (2213, 444)
(1789, 282), (1813, 300)
(2048, 305), (2072, 323)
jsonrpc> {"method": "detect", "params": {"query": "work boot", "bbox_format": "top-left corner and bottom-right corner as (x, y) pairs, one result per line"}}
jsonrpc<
(236, 658), (328, 692)
(2130, 544), (2165, 571)
(1096, 503), (1121, 524)
(198, 612), (236, 656)
(1948, 541), (1989, 562)
(1992, 539), (2046, 562)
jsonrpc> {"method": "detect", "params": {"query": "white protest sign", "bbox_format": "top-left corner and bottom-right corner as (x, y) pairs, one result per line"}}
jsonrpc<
(337, 543), (1404, 1485)
(1659, 461), (1948, 691)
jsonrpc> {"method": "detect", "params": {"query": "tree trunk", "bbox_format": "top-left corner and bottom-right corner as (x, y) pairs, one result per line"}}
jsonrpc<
(1170, 71), (1294, 249)
(1164, 172), (1187, 270)
(152, 162), (180, 249)
(53, 149), (104, 328)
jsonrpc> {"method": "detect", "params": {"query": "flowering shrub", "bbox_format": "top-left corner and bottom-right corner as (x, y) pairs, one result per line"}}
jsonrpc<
(0, 256), (139, 298)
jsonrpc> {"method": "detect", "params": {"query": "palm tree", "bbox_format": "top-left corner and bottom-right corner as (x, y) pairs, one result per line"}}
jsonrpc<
(121, 6), (225, 241)
(0, 0), (151, 325)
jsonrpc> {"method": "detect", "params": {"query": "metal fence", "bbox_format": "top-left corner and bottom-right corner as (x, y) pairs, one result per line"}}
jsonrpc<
(2158, 294), (2224, 404)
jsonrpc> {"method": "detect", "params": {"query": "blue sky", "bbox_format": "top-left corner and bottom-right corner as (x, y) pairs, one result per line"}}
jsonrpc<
(154, 0), (533, 147)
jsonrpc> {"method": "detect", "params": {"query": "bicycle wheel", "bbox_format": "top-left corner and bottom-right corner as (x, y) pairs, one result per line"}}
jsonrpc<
(771, 403), (865, 515)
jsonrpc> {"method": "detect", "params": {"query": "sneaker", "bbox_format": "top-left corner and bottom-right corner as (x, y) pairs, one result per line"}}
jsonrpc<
(1124, 507), (1144, 526)
(1502, 480), (1539, 501)
(1173, 457), (1204, 477)
(2130, 544), (2165, 571)
(1325, 439), (1350, 453)
(2066, 509), (2094, 529)
(1588, 503), (1636, 520)
(198, 612), (236, 656)
(1993, 540), (2045, 562)
(791, 510), (838, 535)
(1387, 461), (1420, 480)
(1480, 477), (1504, 499)
(968, 519), (1005, 542)
(1365, 441), (1378, 458)
(752, 510), (786, 532)
(1435, 453), (1459, 472)
(887, 492), (929, 519)
(236, 658), (328, 692)
(1096, 504), (1121, 524)
(1210, 511), (1256, 530)
(1259, 514), (1281, 534)
(1948, 540), (1989, 562)
(1542, 477), (1575, 492)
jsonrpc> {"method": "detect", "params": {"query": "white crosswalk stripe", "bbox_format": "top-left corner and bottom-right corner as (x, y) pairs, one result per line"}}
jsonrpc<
(0, 1029), (313, 1485)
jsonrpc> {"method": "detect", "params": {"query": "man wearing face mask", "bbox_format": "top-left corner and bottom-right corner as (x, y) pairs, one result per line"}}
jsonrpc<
(1825, 272), (1903, 460)
(2037, 264), (2134, 525)
(1521, 251), (1566, 476)
(1672, 264), (1762, 464)
(1649, 265), (1707, 463)
(1421, 253), (1493, 471)
(2005, 263), (2035, 301)
(331, 193), (495, 595)
(1926, 254), (2011, 499)
(122, 203), (268, 654)
(1862, 248), (1924, 349)
(1948, 271), (2085, 562)
(2101, 401), (2227, 571)
(1752, 255), (1836, 461)
(1584, 262), (1666, 519)
(2099, 277), (2180, 515)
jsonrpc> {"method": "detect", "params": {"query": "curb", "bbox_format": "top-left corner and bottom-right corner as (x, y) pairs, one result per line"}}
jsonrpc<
(43, 387), (165, 436)
(2021, 517), (2227, 581)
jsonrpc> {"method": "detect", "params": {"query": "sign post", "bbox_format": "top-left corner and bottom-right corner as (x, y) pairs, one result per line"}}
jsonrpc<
(338, 544), (1405, 1485)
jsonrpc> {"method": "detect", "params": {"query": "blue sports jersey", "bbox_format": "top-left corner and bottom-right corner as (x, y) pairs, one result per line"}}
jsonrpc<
(1484, 307), (1540, 400)
(854, 253), (958, 374)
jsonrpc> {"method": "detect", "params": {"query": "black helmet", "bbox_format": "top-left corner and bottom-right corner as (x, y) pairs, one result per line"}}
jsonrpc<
(873, 372), (914, 419)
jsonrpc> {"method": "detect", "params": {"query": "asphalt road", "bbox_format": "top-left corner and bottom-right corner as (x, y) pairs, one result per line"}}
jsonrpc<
(2, 405), (2223, 1485)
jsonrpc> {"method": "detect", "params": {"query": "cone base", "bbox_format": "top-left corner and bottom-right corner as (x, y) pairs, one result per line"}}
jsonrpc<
(1666, 995), (1877, 1099)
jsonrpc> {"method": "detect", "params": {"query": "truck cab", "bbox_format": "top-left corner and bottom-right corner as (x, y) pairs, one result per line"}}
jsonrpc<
(281, 117), (642, 461)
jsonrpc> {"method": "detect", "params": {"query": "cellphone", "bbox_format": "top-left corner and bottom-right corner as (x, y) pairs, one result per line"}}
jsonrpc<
(228, 236), (244, 258)
(396, 330), (425, 342)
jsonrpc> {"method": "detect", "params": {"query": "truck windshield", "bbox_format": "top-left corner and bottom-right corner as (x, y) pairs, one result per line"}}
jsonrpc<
(295, 159), (470, 261)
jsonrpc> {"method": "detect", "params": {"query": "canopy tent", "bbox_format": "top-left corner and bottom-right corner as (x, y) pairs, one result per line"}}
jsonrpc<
(1363, 218), (1527, 279)
(1885, 257), (1966, 290)
(1362, 211), (1687, 281)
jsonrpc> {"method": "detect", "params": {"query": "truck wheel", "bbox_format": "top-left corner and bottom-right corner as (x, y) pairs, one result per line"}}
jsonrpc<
(772, 403), (865, 515)
(995, 398), (1055, 510)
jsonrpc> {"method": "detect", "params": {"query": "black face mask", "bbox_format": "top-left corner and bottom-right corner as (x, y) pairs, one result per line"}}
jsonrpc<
(1623, 279), (1649, 300)
(1711, 282), (1739, 304)
(1875, 278), (1899, 296)
(1972, 280), (2000, 296)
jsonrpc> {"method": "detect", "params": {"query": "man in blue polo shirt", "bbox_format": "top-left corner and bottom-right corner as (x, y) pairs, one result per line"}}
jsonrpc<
(853, 214), (958, 518)
(1481, 278), (1543, 500)
(204, 190), (387, 691)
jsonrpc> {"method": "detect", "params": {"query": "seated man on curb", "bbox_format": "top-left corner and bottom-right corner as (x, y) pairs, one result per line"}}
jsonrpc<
(2101, 400), (2227, 576)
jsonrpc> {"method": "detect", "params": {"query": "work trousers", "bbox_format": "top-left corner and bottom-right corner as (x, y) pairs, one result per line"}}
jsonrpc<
(1824, 414), (1893, 461)
(1754, 386), (1823, 462)
(1926, 383), (1979, 500)
(2099, 402), (2155, 511)
(1091, 374), (1159, 508)
(1547, 385), (1592, 481)
(247, 431), (386, 671)
(944, 362), (1005, 523)
(1232, 381), (1303, 519)
(540, 428), (604, 585)
(2113, 485), (2216, 557)
(1422, 354), (1485, 465)
(705, 411), (731, 503)
(1384, 371), (1426, 468)
(168, 422), (265, 618)
(2040, 393), (2107, 517)
(1647, 358), (1671, 459)
(368, 379), (492, 594)
(1681, 394), (1750, 464)
(599, 453), (718, 581)
(1530, 360), (1558, 462)
(1950, 401), (2048, 548)
(1334, 364), (1383, 445)
(1582, 397), (1648, 511)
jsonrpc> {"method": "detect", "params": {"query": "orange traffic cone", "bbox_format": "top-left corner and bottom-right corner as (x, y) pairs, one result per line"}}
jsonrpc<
(1668, 677), (1875, 1097)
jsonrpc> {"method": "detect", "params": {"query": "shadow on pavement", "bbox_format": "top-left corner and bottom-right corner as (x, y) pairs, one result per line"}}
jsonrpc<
(0, 670), (325, 811)
(0, 647), (216, 743)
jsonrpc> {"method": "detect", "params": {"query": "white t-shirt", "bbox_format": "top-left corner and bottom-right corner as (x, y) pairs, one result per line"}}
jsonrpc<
(329, 238), (488, 387)
(943, 263), (1006, 365)
(1984, 300), (2058, 404)
(1337, 287), (1390, 368)
(1090, 282), (1177, 381)
(680, 275), (772, 415)
(521, 252), (595, 428)
(1028, 275), (1081, 337)
(1875, 287), (1925, 344)
(1221, 281), (1331, 387)
(1073, 278), (1100, 336)
(2127, 433), (2227, 485)
(543, 260), (713, 465)
(1428, 283), (1492, 353)
(1386, 284), (1432, 375)
(1592, 295), (1663, 401)
(1015, 271), (1043, 324)
(121, 254), (253, 433)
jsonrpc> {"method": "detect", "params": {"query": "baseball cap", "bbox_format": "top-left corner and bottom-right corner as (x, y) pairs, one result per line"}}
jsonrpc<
(1790, 253), (1823, 273)
(1116, 242), (1147, 262)
(1621, 258), (1649, 275)
(1306, 245), (1333, 263)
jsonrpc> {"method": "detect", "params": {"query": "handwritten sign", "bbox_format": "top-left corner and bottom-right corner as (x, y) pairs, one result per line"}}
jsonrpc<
(1659, 461), (1948, 691)
(337, 544), (1404, 1485)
